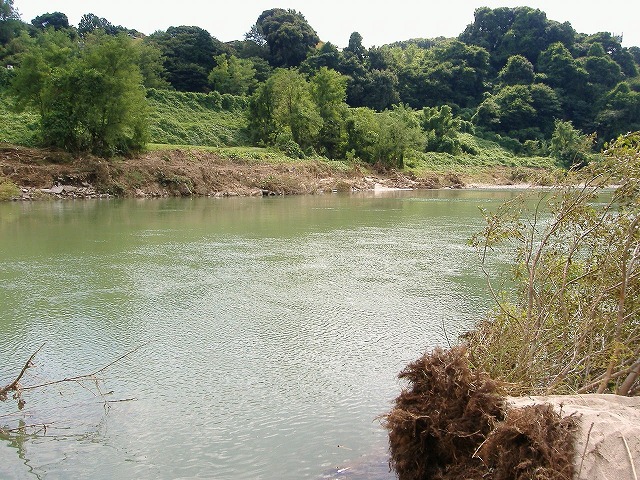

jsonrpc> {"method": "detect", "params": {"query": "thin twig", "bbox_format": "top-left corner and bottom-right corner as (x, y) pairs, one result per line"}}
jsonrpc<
(22, 343), (147, 391)
(578, 422), (594, 479)
(623, 436), (638, 480)
(441, 318), (452, 349)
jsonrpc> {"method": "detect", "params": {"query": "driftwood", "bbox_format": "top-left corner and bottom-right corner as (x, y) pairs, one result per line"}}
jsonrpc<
(1, 343), (144, 435)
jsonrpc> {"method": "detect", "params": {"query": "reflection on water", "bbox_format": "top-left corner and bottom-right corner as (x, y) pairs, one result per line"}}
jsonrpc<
(0, 190), (518, 479)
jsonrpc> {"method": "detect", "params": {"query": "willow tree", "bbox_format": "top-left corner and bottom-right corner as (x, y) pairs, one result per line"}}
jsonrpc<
(11, 30), (148, 156)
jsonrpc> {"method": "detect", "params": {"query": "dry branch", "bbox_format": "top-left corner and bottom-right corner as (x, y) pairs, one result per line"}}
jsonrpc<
(1, 343), (146, 416)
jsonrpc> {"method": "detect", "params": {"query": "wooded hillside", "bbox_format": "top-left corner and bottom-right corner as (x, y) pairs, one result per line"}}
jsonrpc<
(1, 1), (638, 164)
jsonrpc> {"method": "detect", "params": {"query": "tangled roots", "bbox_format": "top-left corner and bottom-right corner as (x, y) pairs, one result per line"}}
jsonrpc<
(383, 346), (505, 479)
(478, 404), (577, 480)
(383, 346), (578, 480)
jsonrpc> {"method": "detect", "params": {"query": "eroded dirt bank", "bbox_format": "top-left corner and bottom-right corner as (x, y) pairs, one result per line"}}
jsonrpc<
(0, 144), (535, 200)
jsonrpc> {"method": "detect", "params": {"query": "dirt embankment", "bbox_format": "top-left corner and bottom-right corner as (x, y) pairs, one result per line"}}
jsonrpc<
(0, 144), (531, 200)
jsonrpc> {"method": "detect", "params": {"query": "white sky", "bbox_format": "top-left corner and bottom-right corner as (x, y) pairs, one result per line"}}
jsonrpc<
(13, 0), (640, 49)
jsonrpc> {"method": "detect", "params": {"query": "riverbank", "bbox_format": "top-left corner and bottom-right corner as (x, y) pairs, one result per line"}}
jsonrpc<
(0, 144), (554, 200)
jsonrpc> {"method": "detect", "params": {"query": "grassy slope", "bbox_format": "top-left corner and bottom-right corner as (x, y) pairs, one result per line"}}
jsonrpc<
(145, 89), (249, 147)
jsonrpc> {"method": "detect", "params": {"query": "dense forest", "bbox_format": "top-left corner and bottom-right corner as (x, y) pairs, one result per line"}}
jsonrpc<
(1, 0), (639, 167)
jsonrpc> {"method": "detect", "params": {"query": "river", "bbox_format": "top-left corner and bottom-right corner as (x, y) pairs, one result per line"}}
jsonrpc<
(0, 189), (517, 479)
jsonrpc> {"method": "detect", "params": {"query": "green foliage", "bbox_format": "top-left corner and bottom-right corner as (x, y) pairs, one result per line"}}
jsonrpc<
(3, 4), (639, 166)
(473, 83), (560, 141)
(422, 105), (462, 154)
(498, 55), (534, 85)
(550, 119), (595, 167)
(0, 91), (39, 144)
(344, 107), (378, 163)
(0, 177), (20, 200)
(390, 40), (490, 110)
(146, 89), (248, 147)
(247, 69), (321, 150)
(373, 104), (423, 168)
(310, 67), (348, 157)
(582, 54), (623, 89)
(460, 6), (575, 67)
(0, 0), (18, 21)
(148, 26), (228, 92)
(0, 0), (22, 46)
(596, 82), (640, 144)
(77, 13), (129, 36)
(469, 132), (640, 395)
(208, 54), (257, 95)
(10, 31), (149, 155)
(31, 12), (69, 30)
(135, 40), (170, 89)
(252, 9), (319, 68)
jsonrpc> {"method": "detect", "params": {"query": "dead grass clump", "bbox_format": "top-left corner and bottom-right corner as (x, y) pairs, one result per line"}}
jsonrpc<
(477, 404), (577, 480)
(383, 346), (506, 480)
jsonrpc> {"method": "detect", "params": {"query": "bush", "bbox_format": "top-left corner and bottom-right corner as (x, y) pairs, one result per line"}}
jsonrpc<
(0, 178), (20, 200)
(469, 131), (640, 396)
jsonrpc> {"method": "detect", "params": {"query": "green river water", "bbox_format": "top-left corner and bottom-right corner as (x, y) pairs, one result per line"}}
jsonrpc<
(0, 189), (517, 479)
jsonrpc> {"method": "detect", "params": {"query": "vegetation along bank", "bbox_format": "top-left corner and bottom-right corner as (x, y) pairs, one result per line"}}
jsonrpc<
(2, 3), (639, 199)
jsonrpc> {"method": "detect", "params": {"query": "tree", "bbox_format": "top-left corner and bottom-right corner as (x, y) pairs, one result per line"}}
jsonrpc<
(78, 13), (120, 36)
(473, 83), (560, 141)
(148, 26), (228, 92)
(582, 54), (623, 89)
(344, 32), (366, 62)
(310, 67), (348, 156)
(247, 69), (321, 151)
(461, 6), (575, 68)
(373, 104), (423, 168)
(31, 12), (69, 30)
(208, 54), (257, 95)
(253, 9), (319, 68)
(299, 41), (341, 74)
(0, 0), (18, 21)
(344, 107), (379, 162)
(498, 55), (534, 85)
(537, 42), (592, 130)
(395, 40), (490, 110)
(135, 39), (169, 89)
(11, 31), (149, 155)
(549, 119), (594, 167)
(596, 82), (640, 143)
(585, 32), (638, 78)
(361, 69), (400, 111)
(422, 105), (462, 154)
(537, 42), (588, 90)
(0, 0), (22, 45)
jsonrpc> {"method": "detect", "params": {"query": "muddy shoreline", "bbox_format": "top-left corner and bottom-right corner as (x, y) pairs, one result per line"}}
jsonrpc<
(0, 145), (541, 200)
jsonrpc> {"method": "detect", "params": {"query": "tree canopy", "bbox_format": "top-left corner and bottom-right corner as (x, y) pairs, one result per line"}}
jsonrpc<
(251, 9), (319, 68)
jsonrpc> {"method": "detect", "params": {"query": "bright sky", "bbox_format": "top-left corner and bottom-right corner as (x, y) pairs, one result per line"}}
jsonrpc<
(13, 0), (640, 48)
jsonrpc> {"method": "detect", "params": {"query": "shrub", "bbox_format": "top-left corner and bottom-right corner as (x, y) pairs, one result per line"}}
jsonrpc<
(469, 132), (640, 396)
(0, 178), (21, 200)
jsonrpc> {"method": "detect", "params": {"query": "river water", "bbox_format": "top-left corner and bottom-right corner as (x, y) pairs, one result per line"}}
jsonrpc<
(0, 189), (516, 479)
